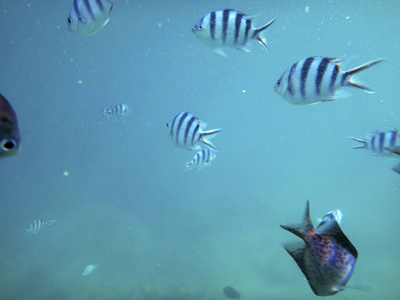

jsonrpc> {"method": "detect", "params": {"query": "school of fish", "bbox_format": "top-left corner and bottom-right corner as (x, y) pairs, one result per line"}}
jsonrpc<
(1, 1), (394, 297)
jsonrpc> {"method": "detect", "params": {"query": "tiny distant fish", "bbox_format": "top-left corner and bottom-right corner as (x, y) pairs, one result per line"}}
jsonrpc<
(82, 264), (97, 276)
(223, 286), (240, 299)
(281, 201), (358, 296)
(392, 162), (400, 175)
(26, 219), (56, 234)
(316, 209), (343, 234)
(186, 149), (216, 171)
(350, 130), (400, 155)
(192, 9), (276, 57)
(0, 94), (20, 159)
(68, 0), (114, 36)
(166, 112), (222, 151)
(274, 56), (384, 105)
(101, 104), (132, 120)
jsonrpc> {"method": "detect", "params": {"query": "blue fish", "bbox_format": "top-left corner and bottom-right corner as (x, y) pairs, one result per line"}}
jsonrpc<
(280, 201), (357, 296)
(350, 130), (400, 155)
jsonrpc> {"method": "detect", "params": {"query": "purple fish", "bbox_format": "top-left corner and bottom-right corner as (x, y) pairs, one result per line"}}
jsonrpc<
(280, 201), (358, 296)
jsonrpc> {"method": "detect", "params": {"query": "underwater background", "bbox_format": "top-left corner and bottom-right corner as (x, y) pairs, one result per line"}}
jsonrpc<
(0, 0), (399, 299)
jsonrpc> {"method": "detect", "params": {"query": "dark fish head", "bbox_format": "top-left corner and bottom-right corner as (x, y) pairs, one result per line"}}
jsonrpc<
(0, 94), (20, 158)
(223, 286), (240, 299)
(281, 201), (358, 296)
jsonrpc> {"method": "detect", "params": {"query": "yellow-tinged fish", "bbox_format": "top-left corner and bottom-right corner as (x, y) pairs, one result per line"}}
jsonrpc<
(0, 94), (20, 158)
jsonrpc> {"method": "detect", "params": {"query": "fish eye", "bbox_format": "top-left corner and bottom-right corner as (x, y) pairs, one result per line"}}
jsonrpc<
(67, 17), (71, 24)
(276, 80), (281, 86)
(197, 24), (203, 31)
(2, 140), (15, 150)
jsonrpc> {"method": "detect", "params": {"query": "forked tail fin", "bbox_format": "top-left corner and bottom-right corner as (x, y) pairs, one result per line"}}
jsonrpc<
(349, 137), (368, 149)
(253, 18), (276, 51)
(280, 200), (314, 239)
(341, 58), (384, 92)
(201, 129), (222, 151)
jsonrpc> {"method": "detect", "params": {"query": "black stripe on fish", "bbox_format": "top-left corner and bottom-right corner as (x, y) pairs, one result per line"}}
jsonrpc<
(371, 134), (376, 152)
(83, 0), (96, 21)
(243, 19), (251, 45)
(73, 0), (82, 20)
(176, 112), (188, 145)
(378, 131), (385, 152)
(210, 11), (216, 40)
(191, 122), (200, 145)
(234, 12), (243, 44)
(95, 0), (105, 12)
(184, 116), (196, 145)
(287, 62), (298, 96)
(300, 57), (314, 98)
(389, 131), (398, 146)
(316, 58), (329, 94)
(222, 9), (230, 43)
(329, 64), (339, 94)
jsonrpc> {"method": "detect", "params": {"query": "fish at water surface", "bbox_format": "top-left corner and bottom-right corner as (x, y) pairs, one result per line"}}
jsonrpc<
(68, 0), (114, 36)
(0, 94), (20, 158)
(192, 9), (275, 57)
(280, 201), (357, 296)
(274, 56), (384, 105)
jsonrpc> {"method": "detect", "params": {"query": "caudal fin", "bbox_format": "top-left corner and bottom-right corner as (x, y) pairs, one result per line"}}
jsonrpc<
(201, 129), (222, 151)
(342, 58), (384, 92)
(253, 18), (276, 51)
(280, 200), (313, 239)
(349, 137), (369, 149)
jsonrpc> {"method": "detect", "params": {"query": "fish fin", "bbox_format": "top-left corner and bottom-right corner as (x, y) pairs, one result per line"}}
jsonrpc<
(342, 58), (384, 91)
(320, 221), (358, 259)
(185, 162), (193, 172)
(280, 200), (313, 239)
(213, 48), (227, 57)
(392, 162), (400, 174)
(253, 18), (276, 51)
(349, 137), (368, 149)
(385, 146), (400, 156)
(236, 46), (251, 53)
(282, 240), (306, 268)
(201, 129), (222, 151)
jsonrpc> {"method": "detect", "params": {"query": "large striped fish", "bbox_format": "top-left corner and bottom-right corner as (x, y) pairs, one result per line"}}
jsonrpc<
(166, 112), (222, 151)
(26, 219), (56, 234)
(281, 201), (357, 296)
(274, 56), (384, 105)
(192, 9), (276, 57)
(0, 94), (20, 159)
(350, 130), (400, 155)
(186, 149), (216, 171)
(68, 0), (114, 36)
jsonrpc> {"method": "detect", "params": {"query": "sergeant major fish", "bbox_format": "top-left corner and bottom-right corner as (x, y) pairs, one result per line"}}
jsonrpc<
(101, 104), (132, 120)
(68, 0), (114, 36)
(26, 219), (56, 234)
(186, 149), (216, 171)
(316, 209), (343, 234)
(0, 94), (20, 158)
(192, 9), (276, 57)
(281, 201), (358, 296)
(350, 130), (400, 155)
(274, 56), (384, 105)
(167, 112), (222, 151)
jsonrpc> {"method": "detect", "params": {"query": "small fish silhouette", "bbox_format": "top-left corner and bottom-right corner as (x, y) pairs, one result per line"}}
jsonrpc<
(223, 286), (240, 299)
(82, 264), (97, 276)
(280, 201), (358, 296)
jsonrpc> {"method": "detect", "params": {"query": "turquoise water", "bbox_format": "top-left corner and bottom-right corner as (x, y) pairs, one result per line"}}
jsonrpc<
(0, 0), (399, 299)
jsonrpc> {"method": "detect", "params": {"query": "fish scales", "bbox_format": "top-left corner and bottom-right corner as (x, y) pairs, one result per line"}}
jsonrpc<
(281, 201), (357, 296)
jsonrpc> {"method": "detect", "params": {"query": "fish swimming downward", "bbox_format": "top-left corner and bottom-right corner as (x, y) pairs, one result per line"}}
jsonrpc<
(0, 94), (20, 159)
(316, 209), (343, 234)
(192, 9), (276, 57)
(167, 112), (222, 151)
(101, 104), (132, 120)
(350, 130), (400, 155)
(186, 149), (216, 171)
(274, 56), (384, 105)
(281, 201), (357, 296)
(26, 219), (56, 234)
(68, 0), (114, 36)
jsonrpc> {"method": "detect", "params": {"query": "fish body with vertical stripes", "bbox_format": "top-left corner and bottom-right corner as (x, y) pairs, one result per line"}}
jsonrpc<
(186, 149), (216, 171)
(274, 56), (384, 105)
(68, 0), (114, 36)
(192, 9), (276, 57)
(167, 112), (222, 151)
(26, 219), (56, 234)
(101, 104), (132, 120)
(350, 130), (400, 155)
(281, 201), (357, 296)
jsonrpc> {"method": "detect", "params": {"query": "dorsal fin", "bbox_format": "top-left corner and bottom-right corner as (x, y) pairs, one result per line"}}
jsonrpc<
(320, 221), (358, 258)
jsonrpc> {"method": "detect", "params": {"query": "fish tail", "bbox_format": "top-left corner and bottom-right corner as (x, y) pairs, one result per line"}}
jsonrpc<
(201, 129), (222, 151)
(342, 58), (384, 92)
(185, 162), (193, 171)
(280, 200), (313, 239)
(253, 18), (276, 51)
(349, 137), (368, 149)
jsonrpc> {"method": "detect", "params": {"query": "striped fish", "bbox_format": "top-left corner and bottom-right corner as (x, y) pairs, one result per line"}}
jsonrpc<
(192, 9), (276, 57)
(26, 219), (56, 234)
(0, 94), (20, 159)
(68, 0), (114, 36)
(274, 56), (384, 105)
(350, 130), (400, 155)
(166, 112), (222, 151)
(186, 149), (216, 171)
(101, 104), (132, 120)
(316, 209), (343, 234)
(281, 201), (357, 296)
